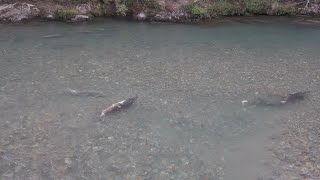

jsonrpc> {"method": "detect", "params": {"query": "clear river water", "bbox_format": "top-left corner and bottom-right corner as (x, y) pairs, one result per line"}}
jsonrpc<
(1, 17), (320, 180)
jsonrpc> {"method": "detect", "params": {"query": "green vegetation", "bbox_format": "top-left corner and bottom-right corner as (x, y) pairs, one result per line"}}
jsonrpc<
(191, 5), (207, 16)
(271, 2), (296, 15)
(183, 0), (300, 18)
(181, 3), (195, 14)
(54, 0), (89, 4)
(123, 0), (137, 15)
(208, 0), (242, 16)
(243, 0), (273, 14)
(55, 9), (77, 20)
(51, 0), (316, 20)
(183, 1), (241, 18)
(139, 0), (161, 16)
(47, 0), (319, 21)
(116, 3), (128, 16)
(91, 0), (110, 16)
(123, 0), (161, 16)
(182, 3), (208, 18)
(70, 0), (88, 3)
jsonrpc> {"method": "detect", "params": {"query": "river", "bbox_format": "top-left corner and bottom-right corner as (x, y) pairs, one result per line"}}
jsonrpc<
(1, 17), (320, 180)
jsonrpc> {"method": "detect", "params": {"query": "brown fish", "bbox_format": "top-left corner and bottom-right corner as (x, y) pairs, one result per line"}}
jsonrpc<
(100, 96), (138, 120)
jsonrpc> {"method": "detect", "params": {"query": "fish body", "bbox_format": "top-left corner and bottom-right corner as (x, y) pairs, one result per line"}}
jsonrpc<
(248, 96), (284, 107)
(100, 96), (138, 119)
(244, 91), (310, 107)
(284, 91), (310, 104)
(43, 34), (63, 38)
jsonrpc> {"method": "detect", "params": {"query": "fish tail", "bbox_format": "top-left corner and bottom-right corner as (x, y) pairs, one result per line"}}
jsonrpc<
(100, 112), (105, 118)
(100, 109), (108, 118)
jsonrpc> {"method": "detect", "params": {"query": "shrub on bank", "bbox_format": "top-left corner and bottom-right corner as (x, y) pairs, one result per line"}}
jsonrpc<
(116, 3), (128, 16)
(243, 0), (273, 14)
(55, 9), (77, 20)
(53, 0), (89, 4)
(271, 2), (296, 15)
(122, 0), (160, 17)
(142, 0), (161, 16)
(182, 0), (301, 18)
(191, 5), (208, 15)
(182, 3), (209, 18)
(208, 0), (243, 16)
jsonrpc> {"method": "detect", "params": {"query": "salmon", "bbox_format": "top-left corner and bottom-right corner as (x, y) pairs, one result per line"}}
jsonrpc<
(100, 96), (138, 120)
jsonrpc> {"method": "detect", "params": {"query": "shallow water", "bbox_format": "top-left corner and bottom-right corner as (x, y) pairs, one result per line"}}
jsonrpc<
(1, 18), (320, 180)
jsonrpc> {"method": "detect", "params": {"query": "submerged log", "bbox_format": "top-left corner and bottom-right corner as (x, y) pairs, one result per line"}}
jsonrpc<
(100, 96), (138, 120)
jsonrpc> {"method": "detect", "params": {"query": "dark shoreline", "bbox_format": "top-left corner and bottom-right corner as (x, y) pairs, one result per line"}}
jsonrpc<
(2, 15), (320, 27)
(1, 1), (320, 24)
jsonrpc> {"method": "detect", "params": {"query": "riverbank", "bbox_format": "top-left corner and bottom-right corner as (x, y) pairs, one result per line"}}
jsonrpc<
(1, 0), (320, 23)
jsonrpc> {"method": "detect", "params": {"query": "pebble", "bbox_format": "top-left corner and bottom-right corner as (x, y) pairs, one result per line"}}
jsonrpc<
(108, 136), (113, 141)
(64, 158), (72, 165)
(2, 173), (13, 178)
(241, 100), (248, 105)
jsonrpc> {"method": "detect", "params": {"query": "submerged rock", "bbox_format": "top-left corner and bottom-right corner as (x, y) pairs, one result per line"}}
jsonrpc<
(45, 14), (54, 20)
(137, 12), (147, 20)
(153, 11), (188, 22)
(71, 15), (89, 22)
(0, 3), (40, 22)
